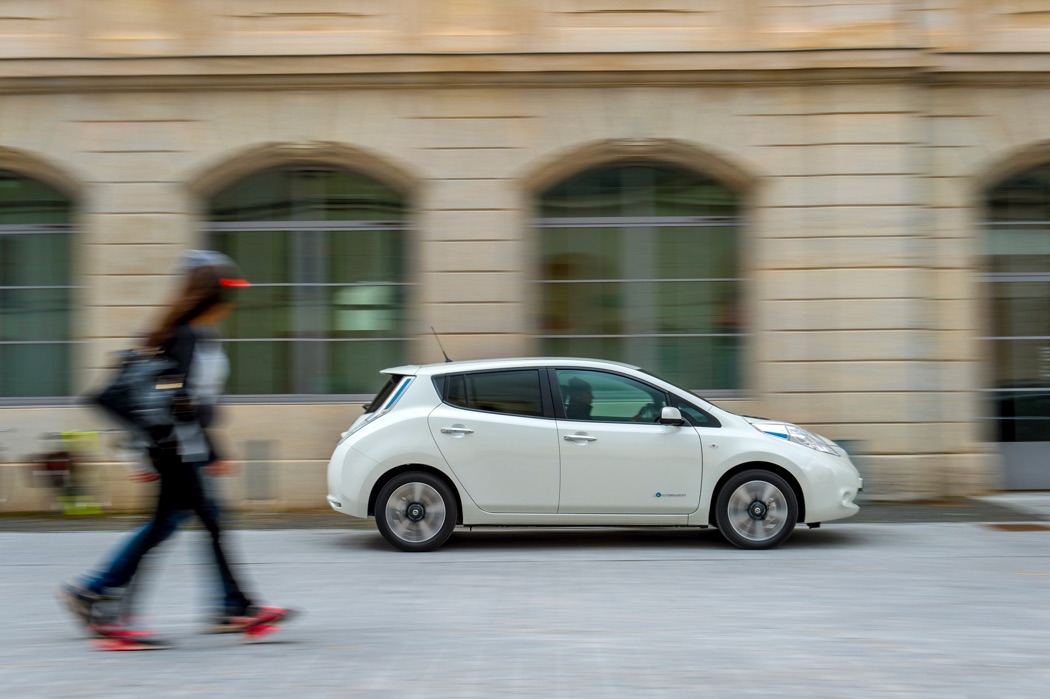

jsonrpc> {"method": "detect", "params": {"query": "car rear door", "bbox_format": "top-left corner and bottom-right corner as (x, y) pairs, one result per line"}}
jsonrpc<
(427, 369), (561, 513)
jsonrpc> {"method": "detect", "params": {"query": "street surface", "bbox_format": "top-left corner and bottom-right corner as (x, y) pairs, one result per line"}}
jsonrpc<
(3, 522), (1049, 697)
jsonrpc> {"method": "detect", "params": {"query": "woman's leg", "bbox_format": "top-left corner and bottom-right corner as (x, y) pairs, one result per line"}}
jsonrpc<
(187, 463), (252, 615)
(83, 449), (190, 593)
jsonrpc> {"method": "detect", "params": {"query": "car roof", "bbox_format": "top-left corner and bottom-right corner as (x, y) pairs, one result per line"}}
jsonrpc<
(381, 357), (641, 377)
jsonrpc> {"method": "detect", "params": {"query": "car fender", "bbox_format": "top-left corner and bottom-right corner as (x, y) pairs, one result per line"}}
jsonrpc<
(688, 446), (815, 526)
(341, 406), (483, 520)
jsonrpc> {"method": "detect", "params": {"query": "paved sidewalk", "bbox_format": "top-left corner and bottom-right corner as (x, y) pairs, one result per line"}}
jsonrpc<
(5, 522), (1050, 697)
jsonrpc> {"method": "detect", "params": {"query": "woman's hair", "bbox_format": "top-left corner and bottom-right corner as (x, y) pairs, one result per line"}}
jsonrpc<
(146, 265), (230, 347)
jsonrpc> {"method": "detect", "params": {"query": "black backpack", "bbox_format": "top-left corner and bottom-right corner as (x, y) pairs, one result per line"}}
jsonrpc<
(91, 348), (184, 440)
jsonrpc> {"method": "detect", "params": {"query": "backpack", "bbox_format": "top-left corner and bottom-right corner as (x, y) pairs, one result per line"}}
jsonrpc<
(91, 348), (184, 441)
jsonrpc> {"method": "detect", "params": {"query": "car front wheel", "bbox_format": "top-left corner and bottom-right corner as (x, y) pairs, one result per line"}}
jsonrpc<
(375, 472), (458, 552)
(715, 469), (798, 550)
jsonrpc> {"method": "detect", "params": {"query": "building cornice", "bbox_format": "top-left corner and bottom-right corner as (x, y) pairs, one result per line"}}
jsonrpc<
(2, 49), (1047, 93)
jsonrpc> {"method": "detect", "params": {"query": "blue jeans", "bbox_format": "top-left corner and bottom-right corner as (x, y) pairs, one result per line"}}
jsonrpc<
(83, 455), (250, 615)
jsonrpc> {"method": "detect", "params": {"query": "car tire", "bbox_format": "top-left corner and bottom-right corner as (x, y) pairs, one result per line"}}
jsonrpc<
(714, 469), (798, 550)
(375, 471), (458, 552)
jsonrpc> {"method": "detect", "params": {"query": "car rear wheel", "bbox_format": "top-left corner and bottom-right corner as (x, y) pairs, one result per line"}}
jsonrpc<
(375, 472), (458, 552)
(715, 469), (798, 550)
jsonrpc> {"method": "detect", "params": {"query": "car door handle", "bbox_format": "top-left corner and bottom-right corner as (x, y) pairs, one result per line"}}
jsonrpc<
(440, 426), (475, 435)
(564, 434), (597, 442)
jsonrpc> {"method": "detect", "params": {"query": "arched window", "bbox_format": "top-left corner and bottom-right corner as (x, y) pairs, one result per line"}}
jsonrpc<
(0, 171), (73, 397)
(986, 164), (1050, 462)
(536, 164), (741, 390)
(208, 167), (408, 395)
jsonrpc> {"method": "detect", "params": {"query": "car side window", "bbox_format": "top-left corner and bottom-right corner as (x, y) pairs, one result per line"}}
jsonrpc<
(444, 370), (545, 418)
(556, 369), (667, 423)
(670, 395), (719, 427)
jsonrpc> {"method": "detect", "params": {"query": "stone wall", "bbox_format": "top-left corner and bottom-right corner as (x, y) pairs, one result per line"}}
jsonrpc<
(1, 1), (1048, 510)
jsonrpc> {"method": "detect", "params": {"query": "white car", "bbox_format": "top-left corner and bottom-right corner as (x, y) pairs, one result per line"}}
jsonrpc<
(326, 358), (863, 552)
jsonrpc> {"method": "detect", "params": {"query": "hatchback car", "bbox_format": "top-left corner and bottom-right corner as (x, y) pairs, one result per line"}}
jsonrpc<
(327, 358), (862, 552)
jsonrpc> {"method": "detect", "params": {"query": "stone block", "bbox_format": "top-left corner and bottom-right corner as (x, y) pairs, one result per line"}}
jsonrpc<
(78, 151), (193, 183)
(420, 210), (525, 242)
(752, 236), (923, 271)
(421, 179), (520, 211)
(85, 183), (189, 215)
(419, 302), (525, 334)
(415, 146), (527, 181)
(767, 360), (951, 394)
(407, 117), (536, 150)
(771, 175), (921, 207)
(761, 268), (921, 301)
(760, 144), (919, 177)
(81, 275), (178, 307)
(413, 333), (529, 365)
(763, 330), (934, 362)
(760, 298), (926, 332)
(82, 242), (183, 276)
(421, 240), (522, 273)
(752, 204), (918, 238)
(422, 271), (525, 303)
(80, 214), (193, 246)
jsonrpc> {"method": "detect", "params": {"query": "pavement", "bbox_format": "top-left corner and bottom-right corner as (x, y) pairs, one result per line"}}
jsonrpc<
(2, 493), (1049, 532)
(4, 518), (1050, 697)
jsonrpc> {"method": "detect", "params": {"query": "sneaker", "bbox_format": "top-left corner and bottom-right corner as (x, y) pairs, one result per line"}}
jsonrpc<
(57, 581), (99, 628)
(205, 605), (296, 634)
(57, 581), (122, 630)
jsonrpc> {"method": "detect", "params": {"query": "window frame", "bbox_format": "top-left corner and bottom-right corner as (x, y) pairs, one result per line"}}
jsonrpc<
(533, 163), (745, 393)
(206, 166), (411, 398)
(0, 172), (77, 401)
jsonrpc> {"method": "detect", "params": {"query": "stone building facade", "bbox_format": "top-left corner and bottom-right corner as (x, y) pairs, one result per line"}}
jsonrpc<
(1, 1), (1049, 511)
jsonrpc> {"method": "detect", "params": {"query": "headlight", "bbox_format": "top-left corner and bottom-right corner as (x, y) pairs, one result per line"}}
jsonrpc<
(752, 422), (839, 455)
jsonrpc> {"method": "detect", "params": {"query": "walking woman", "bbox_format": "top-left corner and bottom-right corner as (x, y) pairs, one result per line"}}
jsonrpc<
(59, 250), (294, 644)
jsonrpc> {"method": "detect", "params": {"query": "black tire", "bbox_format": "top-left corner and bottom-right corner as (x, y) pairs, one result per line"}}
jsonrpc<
(714, 469), (798, 550)
(374, 471), (458, 552)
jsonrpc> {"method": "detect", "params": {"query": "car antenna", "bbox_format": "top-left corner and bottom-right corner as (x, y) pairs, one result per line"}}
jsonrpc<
(431, 326), (453, 363)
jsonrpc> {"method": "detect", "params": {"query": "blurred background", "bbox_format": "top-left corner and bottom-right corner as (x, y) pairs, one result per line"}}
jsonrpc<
(0, 0), (1048, 512)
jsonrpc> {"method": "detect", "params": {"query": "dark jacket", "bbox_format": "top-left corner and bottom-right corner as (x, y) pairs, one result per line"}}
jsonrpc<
(161, 322), (223, 463)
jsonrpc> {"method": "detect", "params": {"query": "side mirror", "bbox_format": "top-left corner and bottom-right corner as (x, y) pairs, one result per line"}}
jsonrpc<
(659, 406), (685, 426)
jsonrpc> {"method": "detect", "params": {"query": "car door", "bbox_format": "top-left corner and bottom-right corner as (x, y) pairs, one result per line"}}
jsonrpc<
(427, 369), (561, 513)
(554, 368), (703, 514)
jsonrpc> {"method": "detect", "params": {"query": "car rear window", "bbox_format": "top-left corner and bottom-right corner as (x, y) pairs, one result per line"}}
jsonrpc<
(443, 370), (544, 417)
(364, 375), (404, 414)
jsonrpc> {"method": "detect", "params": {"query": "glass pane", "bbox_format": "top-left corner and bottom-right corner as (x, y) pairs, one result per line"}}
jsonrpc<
(990, 282), (1050, 339)
(0, 233), (70, 287)
(541, 165), (736, 219)
(540, 280), (740, 337)
(989, 339), (1050, 387)
(542, 334), (740, 391)
(0, 288), (71, 342)
(0, 172), (70, 224)
(209, 167), (404, 223)
(0, 343), (69, 396)
(992, 389), (1050, 442)
(988, 164), (1050, 223)
(329, 340), (406, 394)
(465, 370), (543, 417)
(212, 229), (291, 285)
(556, 369), (666, 423)
(224, 339), (407, 394)
(328, 229), (404, 284)
(222, 284), (405, 340)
